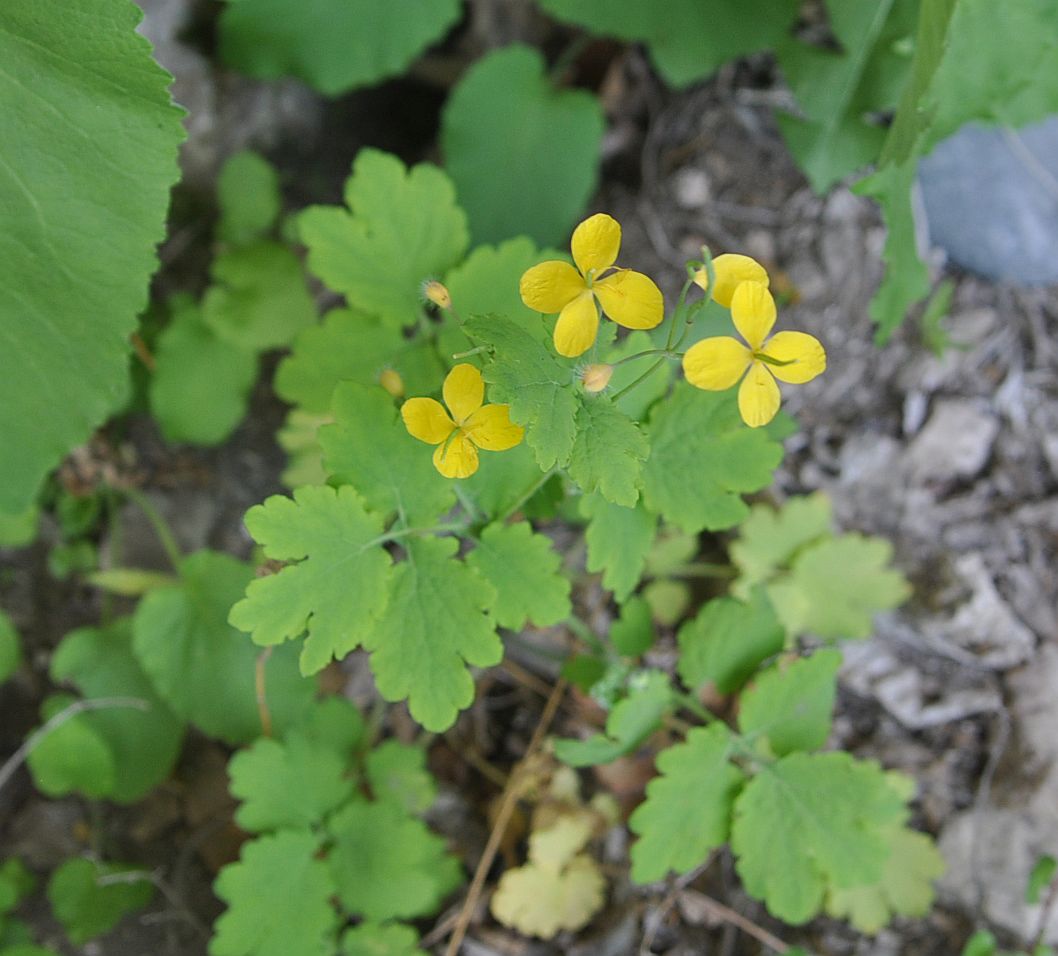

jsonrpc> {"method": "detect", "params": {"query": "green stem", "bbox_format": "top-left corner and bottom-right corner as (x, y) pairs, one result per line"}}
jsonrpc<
(666, 278), (694, 351)
(498, 468), (555, 523)
(452, 345), (489, 361)
(549, 34), (591, 85)
(675, 692), (716, 724)
(122, 486), (182, 571)
(610, 348), (683, 369)
(453, 484), (484, 525)
(363, 521), (468, 551)
(610, 357), (667, 401)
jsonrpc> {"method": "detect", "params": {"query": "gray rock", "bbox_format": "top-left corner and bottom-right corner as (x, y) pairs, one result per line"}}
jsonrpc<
(939, 808), (1058, 943)
(841, 639), (1001, 729)
(904, 399), (999, 484)
(921, 553), (1036, 669)
(919, 117), (1058, 284)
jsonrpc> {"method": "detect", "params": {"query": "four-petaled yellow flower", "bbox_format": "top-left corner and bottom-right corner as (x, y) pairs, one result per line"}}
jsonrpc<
(519, 213), (664, 358)
(683, 279), (826, 428)
(401, 364), (524, 478)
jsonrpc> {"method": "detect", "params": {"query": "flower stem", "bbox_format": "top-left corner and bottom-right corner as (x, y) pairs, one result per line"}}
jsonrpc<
(498, 468), (556, 523)
(362, 521), (469, 551)
(610, 357), (668, 401)
(122, 486), (183, 571)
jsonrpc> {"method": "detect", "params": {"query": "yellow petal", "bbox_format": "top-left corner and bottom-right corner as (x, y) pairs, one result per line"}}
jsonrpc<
(401, 397), (454, 445)
(762, 331), (827, 384)
(464, 404), (524, 451)
(443, 363), (484, 422)
(738, 361), (781, 428)
(711, 253), (769, 307)
(571, 213), (621, 277)
(433, 433), (479, 478)
(553, 292), (599, 358)
(592, 270), (664, 330)
(520, 260), (586, 313)
(682, 336), (752, 390)
(730, 280), (777, 351)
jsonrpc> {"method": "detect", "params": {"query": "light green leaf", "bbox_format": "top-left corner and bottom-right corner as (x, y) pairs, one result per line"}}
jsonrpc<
(629, 724), (744, 883)
(581, 493), (656, 603)
(464, 313), (578, 470)
(677, 589), (785, 695)
(29, 620), (183, 803)
(0, 860), (35, 915)
(150, 296), (258, 446)
(276, 310), (440, 414)
(299, 151), (468, 326)
(610, 596), (654, 657)
(328, 801), (463, 922)
(0, 611), (20, 684)
(773, 535), (910, 639)
(1028, 854), (1058, 905)
(730, 493), (833, 593)
(133, 551), (313, 744)
(0, 0), (184, 513)
(47, 859), (152, 945)
(731, 752), (907, 924)
(229, 735), (354, 832)
(320, 384), (455, 525)
(202, 242), (316, 352)
(444, 238), (562, 327)
(738, 650), (842, 756)
(228, 485), (393, 675)
(569, 395), (649, 507)
(961, 931), (998, 956)
(643, 384), (783, 533)
(827, 825), (945, 933)
(538, 0), (800, 88)
(26, 695), (116, 799)
(554, 670), (671, 768)
(442, 45), (603, 245)
(0, 506), (38, 548)
(460, 443), (548, 521)
(643, 579), (690, 627)
(366, 537), (500, 733)
(217, 151), (281, 245)
(291, 695), (367, 756)
(341, 923), (424, 956)
(277, 410), (330, 489)
(219, 0), (461, 96)
(465, 522), (570, 631)
(365, 741), (436, 815)
(776, 0), (915, 191)
(212, 831), (338, 956)
(856, 160), (927, 343)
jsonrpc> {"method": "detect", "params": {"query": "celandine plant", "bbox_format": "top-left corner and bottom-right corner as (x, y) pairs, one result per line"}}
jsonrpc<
(207, 150), (936, 951)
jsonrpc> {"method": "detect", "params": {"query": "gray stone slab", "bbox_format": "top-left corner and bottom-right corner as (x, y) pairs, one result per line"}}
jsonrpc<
(918, 116), (1058, 283)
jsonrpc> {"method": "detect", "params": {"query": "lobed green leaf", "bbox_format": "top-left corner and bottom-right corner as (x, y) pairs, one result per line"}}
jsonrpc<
(228, 485), (392, 675)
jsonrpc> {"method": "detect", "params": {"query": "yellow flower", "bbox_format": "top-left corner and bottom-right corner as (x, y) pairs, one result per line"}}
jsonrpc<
(693, 253), (769, 307)
(519, 213), (664, 358)
(401, 364), (524, 478)
(682, 281), (826, 428)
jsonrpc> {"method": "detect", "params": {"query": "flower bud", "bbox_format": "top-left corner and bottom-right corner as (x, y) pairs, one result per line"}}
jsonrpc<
(692, 266), (709, 293)
(581, 364), (613, 393)
(379, 368), (404, 397)
(422, 280), (452, 310)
